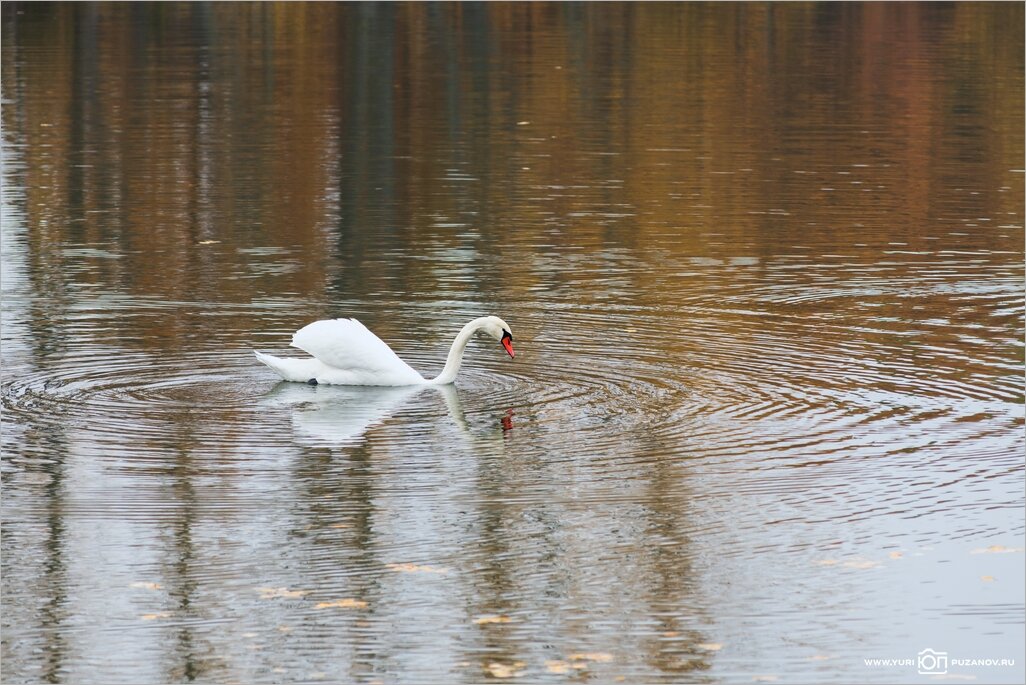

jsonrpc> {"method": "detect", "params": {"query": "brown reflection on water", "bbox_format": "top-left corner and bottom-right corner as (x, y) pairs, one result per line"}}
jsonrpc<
(2, 2), (1023, 684)
(4, 4), (1021, 319)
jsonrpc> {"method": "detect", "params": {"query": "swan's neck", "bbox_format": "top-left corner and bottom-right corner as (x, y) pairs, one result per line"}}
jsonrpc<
(430, 317), (490, 385)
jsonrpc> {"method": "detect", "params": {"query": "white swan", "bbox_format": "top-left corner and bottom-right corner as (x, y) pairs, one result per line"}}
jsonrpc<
(254, 315), (514, 386)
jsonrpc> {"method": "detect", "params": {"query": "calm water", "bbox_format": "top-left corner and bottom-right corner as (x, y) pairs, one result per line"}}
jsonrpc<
(2, 3), (1024, 684)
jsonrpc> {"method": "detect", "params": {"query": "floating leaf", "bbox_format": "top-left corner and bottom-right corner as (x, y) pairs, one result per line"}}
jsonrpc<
(662, 631), (681, 637)
(981, 575), (995, 582)
(485, 662), (524, 678)
(816, 557), (880, 569)
(971, 545), (1024, 554)
(843, 559), (881, 569)
(129, 582), (163, 590)
(315, 598), (368, 609)
(474, 614), (514, 625)
(545, 660), (570, 674)
(140, 611), (172, 620)
(888, 551), (903, 560)
(386, 563), (449, 575)
(257, 587), (309, 599)
(697, 643), (723, 652)
(568, 652), (613, 663)
(929, 675), (980, 681)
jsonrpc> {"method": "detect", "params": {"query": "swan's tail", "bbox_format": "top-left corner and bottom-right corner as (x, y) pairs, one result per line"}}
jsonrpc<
(254, 351), (321, 383)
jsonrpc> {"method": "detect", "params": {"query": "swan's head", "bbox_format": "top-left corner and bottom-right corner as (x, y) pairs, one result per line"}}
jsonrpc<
(480, 316), (515, 359)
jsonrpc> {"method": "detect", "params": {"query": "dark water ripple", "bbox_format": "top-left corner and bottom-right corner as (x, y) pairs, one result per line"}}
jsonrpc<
(5, 258), (1019, 550)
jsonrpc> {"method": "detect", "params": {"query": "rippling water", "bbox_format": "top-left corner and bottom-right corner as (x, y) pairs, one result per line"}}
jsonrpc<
(2, 3), (1024, 684)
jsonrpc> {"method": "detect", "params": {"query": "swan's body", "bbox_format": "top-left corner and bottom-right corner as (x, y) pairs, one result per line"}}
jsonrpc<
(254, 316), (514, 386)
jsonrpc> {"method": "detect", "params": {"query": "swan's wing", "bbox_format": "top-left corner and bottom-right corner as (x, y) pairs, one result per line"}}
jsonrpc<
(290, 318), (424, 385)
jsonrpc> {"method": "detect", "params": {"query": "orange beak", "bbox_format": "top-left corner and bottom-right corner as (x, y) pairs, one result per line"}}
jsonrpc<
(501, 336), (515, 359)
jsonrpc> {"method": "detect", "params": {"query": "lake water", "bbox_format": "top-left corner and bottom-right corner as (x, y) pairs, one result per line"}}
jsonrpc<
(2, 3), (1023, 684)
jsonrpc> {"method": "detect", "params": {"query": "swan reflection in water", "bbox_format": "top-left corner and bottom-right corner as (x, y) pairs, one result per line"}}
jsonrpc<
(260, 381), (507, 448)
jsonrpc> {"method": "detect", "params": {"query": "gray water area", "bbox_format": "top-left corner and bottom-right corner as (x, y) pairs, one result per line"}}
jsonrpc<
(2, 3), (1023, 684)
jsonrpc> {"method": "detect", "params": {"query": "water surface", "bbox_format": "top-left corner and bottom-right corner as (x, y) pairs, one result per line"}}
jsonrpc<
(2, 3), (1024, 684)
